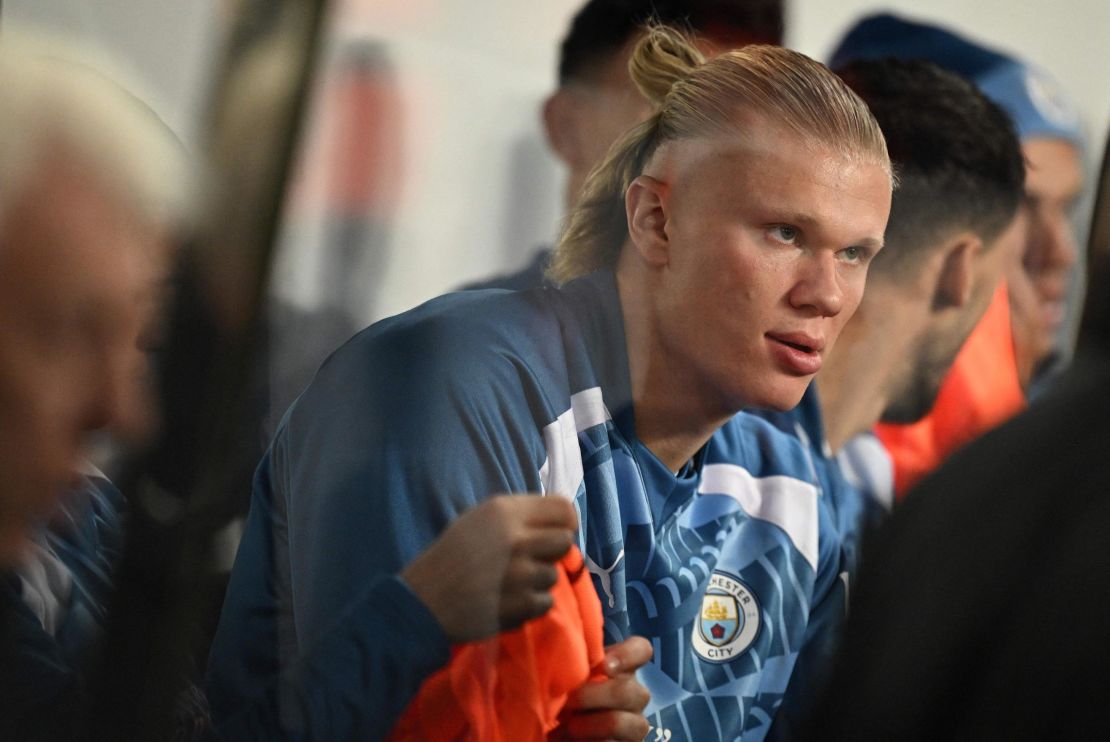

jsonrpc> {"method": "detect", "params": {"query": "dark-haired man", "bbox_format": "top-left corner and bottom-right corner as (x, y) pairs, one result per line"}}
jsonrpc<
(468, 0), (783, 290)
(768, 56), (1025, 446)
(760, 55), (1025, 523)
(830, 13), (1086, 497)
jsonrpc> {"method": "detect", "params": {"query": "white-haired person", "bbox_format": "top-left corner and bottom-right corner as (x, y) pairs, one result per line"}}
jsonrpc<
(207, 24), (891, 741)
(0, 28), (188, 739)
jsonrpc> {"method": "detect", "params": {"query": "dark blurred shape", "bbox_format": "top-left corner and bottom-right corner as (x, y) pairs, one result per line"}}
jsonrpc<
(800, 128), (1110, 741)
(559, 0), (783, 85)
(89, 0), (330, 739)
(1078, 132), (1110, 348)
(266, 39), (403, 430)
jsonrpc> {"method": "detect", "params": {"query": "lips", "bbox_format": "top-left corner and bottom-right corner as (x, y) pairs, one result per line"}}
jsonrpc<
(1034, 279), (1068, 330)
(765, 331), (824, 376)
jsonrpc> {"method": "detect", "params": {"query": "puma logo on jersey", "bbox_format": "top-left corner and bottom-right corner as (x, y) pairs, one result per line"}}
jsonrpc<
(584, 548), (624, 608)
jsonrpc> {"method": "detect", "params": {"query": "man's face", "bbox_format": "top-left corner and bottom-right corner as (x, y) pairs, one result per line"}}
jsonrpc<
(886, 211), (1027, 423)
(0, 153), (168, 562)
(644, 124), (891, 414)
(548, 41), (655, 204)
(1008, 137), (1083, 385)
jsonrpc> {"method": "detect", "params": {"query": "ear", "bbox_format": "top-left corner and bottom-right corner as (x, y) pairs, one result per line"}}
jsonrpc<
(542, 89), (583, 170)
(625, 174), (670, 267)
(933, 232), (983, 309)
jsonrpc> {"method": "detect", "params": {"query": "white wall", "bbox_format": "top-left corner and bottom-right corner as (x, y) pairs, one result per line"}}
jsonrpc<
(3, 0), (223, 150)
(319, 0), (1110, 324)
(789, 0), (1110, 176)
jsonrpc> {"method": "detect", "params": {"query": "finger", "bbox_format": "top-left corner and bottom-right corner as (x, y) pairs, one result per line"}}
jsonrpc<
(498, 590), (554, 631)
(567, 674), (651, 713)
(519, 494), (578, 529)
(520, 527), (575, 562)
(503, 558), (559, 593)
(601, 636), (653, 676)
(561, 710), (651, 742)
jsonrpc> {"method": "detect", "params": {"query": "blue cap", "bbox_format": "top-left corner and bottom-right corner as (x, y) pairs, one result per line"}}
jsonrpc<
(830, 13), (1083, 146)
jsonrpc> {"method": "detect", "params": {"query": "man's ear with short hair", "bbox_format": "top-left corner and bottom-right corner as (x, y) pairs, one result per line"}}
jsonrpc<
(933, 232), (983, 309)
(542, 89), (586, 171)
(625, 174), (670, 268)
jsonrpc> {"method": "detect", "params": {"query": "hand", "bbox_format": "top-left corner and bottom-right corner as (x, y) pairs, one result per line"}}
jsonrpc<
(554, 636), (653, 741)
(401, 494), (578, 643)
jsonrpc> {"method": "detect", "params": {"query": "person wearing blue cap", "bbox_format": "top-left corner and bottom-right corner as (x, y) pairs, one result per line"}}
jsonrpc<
(829, 13), (1086, 499)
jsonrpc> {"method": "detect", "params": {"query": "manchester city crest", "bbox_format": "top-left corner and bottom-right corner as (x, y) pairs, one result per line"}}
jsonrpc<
(692, 571), (761, 663)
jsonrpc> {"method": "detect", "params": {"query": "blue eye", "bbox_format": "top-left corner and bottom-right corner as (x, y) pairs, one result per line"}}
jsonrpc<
(840, 246), (864, 263)
(770, 225), (798, 244)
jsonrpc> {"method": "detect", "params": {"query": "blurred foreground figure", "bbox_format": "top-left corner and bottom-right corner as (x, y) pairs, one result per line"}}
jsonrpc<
(0, 29), (187, 739)
(831, 13), (1086, 497)
(0, 33), (185, 567)
(801, 141), (1110, 740)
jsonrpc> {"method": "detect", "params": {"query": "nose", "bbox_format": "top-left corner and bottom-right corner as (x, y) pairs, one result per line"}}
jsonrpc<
(1025, 205), (1078, 276)
(85, 343), (155, 443)
(788, 251), (844, 317)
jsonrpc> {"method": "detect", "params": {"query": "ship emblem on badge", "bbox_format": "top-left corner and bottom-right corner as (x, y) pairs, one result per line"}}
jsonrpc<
(692, 571), (761, 663)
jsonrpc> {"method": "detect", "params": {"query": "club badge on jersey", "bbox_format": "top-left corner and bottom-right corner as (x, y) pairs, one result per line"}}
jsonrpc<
(692, 571), (762, 663)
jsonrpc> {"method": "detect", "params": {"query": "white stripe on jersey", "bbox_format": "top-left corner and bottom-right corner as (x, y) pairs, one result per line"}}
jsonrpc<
(697, 463), (819, 570)
(539, 387), (611, 500)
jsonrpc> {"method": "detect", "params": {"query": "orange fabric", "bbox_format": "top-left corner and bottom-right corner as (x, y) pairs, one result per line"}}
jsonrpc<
(390, 546), (606, 741)
(875, 283), (1027, 497)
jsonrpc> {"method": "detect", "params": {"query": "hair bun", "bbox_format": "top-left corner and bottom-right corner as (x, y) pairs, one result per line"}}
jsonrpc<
(628, 24), (705, 107)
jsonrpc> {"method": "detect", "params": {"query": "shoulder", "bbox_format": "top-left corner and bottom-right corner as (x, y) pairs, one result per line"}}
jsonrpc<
(273, 287), (576, 477)
(457, 248), (552, 292)
(319, 288), (564, 390)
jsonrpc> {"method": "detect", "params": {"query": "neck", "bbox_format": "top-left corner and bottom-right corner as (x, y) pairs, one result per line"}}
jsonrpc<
(817, 299), (910, 453)
(616, 257), (728, 472)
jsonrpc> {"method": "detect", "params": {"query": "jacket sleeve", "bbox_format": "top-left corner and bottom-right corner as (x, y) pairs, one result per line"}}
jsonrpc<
(206, 575), (448, 741)
(205, 312), (550, 735)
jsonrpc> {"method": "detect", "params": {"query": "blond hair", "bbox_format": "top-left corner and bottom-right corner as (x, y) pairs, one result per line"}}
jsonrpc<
(549, 25), (890, 283)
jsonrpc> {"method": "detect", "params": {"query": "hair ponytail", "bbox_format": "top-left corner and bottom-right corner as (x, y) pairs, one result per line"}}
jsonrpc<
(629, 23), (705, 106)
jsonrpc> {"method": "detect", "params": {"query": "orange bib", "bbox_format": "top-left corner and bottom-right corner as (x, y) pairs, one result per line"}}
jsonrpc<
(876, 283), (1026, 497)
(390, 546), (605, 741)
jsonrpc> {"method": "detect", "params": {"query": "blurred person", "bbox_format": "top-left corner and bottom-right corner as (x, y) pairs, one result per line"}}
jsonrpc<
(0, 29), (188, 740)
(207, 24), (891, 742)
(468, 0), (784, 290)
(830, 13), (1086, 497)
(0, 34), (186, 569)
